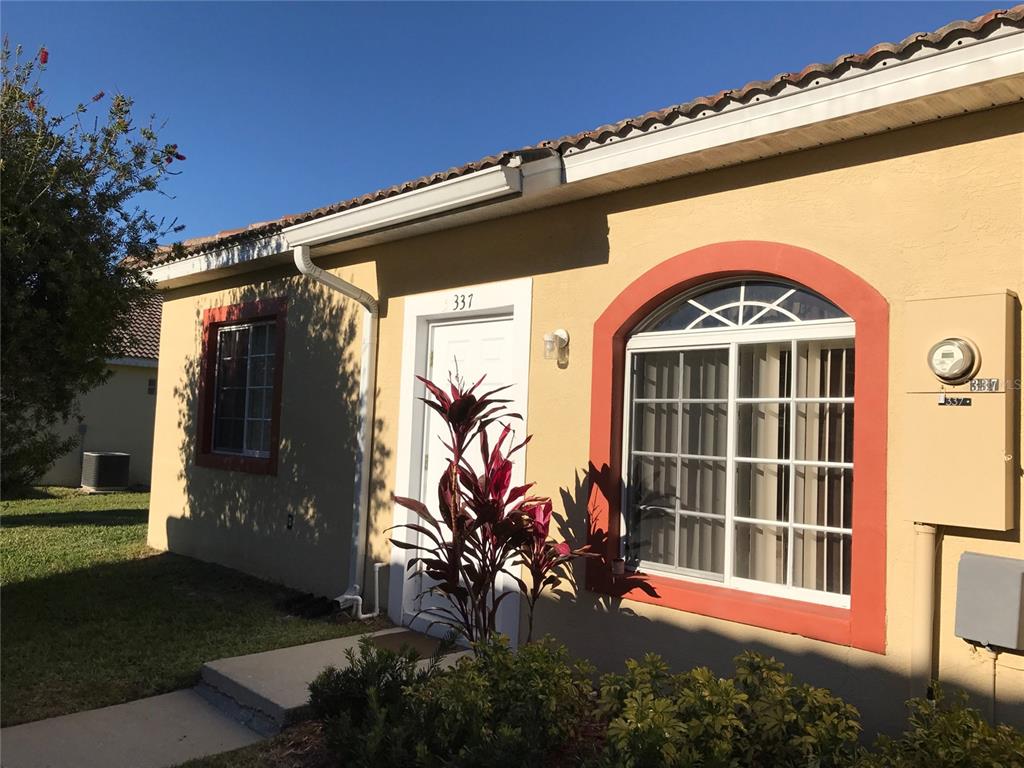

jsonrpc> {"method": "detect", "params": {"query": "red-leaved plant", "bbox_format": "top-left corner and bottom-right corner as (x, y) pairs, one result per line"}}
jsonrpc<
(391, 374), (590, 644)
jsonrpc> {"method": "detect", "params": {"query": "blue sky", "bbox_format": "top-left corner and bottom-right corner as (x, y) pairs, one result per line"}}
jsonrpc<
(3, 2), (997, 242)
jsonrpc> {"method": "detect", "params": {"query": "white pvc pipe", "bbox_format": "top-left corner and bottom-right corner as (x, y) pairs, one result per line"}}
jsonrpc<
(910, 522), (938, 697)
(292, 245), (379, 614)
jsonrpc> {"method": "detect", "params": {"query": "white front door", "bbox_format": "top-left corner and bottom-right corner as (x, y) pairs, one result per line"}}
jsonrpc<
(388, 278), (533, 645)
(410, 314), (524, 642)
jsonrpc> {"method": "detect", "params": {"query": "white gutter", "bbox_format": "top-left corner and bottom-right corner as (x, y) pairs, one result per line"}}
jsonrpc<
(106, 357), (159, 369)
(292, 244), (381, 619)
(149, 28), (1022, 291)
(283, 163), (523, 248)
(561, 28), (1024, 183)
(146, 234), (290, 287)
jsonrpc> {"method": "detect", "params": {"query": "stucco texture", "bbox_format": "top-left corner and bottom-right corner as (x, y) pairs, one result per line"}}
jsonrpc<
(149, 104), (1024, 732)
(42, 364), (158, 487)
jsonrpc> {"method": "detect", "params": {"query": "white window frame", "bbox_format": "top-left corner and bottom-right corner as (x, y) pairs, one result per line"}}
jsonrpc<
(211, 319), (276, 459)
(621, 316), (856, 610)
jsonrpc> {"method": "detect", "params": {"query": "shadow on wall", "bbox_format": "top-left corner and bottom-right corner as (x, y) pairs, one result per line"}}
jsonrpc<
(165, 277), (391, 598)
(543, 467), (1024, 738)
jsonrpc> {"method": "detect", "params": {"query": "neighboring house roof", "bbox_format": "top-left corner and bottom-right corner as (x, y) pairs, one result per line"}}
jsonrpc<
(115, 295), (163, 361)
(155, 5), (1024, 265)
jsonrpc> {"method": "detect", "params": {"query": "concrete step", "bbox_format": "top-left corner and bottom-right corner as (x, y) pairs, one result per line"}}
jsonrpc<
(198, 627), (452, 733)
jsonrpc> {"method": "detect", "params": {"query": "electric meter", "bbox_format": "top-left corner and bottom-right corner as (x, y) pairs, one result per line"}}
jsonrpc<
(927, 337), (979, 384)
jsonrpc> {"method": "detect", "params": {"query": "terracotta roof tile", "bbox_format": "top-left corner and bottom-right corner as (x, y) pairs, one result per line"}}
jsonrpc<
(157, 5), (1024, 264)
(116, 295), (162, 360)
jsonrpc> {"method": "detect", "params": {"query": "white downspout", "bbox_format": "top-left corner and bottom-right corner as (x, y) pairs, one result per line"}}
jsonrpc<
(910, 522), (939, 698)
(292, 244), (382, 619)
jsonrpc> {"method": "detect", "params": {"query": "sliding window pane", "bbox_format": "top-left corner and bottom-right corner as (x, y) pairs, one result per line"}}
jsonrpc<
(680, 348), (728, 399)
(213, 417), (243, 453)
(246, 389), (266, 420)
(629, 455), (678, 509)
(796, 403), (853, 464)
(793, 465), (853, 528)
(793, 529), (850, 595)
(249, 356), (268, 388)
(680, 403), (728, 457)
(678, 515), (725, 575)
(628, 507), (676, 567)
(736, 402), (790, 459)
(633, 352), (680, 399)
(215, 385), (245, 420)
(797, 340), (854, 398)
(734, 521), (788, 585)
(632, 403), (679, 454)
(735, 463), (789, 523)
(679, 459), (726, 517)
(738, 342), (791, 398)
(244, 420), (267, 455)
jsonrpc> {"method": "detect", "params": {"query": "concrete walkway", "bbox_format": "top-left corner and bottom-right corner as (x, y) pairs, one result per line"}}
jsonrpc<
(197, 626), (419, 734)
(0, 690), (261, 768)
(1, 627), (447, 768)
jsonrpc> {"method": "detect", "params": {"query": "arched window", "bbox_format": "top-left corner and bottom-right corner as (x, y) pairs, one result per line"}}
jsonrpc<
(625, 279), (854, 607)
(587, 242), (887, 653)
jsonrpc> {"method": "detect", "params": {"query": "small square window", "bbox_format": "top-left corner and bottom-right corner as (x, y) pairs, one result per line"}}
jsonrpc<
(211, 321), (276, 457)
(197, 299), (285, 474)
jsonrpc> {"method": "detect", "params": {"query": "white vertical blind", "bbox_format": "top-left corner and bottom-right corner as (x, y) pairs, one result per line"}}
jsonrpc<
(624, 279), (854, 608)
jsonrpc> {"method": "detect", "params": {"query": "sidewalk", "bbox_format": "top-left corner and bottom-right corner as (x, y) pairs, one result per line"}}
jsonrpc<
(1, 627), (444, 768)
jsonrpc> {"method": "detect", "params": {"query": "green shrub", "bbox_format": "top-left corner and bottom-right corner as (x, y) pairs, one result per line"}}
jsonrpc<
(596, 651), (860, 768)
(308, 635), (435, 766)
(312, 635), (594, 768)
(311, 637), (1024, 768)
(731, 652), (862, 767)
(859, 684), (1024, 768)
(410, 636), (597, 768)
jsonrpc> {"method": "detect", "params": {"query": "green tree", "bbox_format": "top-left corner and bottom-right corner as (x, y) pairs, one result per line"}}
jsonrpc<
(1, 41), (185, 491)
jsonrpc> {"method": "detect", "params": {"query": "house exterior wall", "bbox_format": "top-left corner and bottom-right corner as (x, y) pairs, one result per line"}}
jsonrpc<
(148, 104), (1024, 731)
(148, 263), (377, 597)
(42, 363), (159, 487)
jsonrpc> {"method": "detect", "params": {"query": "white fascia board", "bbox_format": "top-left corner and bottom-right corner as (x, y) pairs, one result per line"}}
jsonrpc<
(107, 357), (158, 369)
(563, 30), (1024, 183)
(283, 164), (524, 248)
(146, 234), (289, 287)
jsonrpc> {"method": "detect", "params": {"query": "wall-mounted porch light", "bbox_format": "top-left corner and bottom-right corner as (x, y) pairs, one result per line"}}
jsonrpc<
(543, 329), (570, 366)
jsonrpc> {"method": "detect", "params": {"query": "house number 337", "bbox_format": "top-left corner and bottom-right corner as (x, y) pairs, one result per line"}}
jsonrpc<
(450, 293), (473, 310)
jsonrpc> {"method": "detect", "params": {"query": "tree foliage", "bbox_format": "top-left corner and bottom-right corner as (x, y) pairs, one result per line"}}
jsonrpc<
(1, 40), (185, 490)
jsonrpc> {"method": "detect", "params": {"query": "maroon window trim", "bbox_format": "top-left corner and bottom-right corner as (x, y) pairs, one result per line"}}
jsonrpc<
(196, 297), (287, 475)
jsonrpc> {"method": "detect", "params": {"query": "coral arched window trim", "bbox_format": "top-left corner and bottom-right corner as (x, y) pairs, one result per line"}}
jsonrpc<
(587, 241), (887, 654)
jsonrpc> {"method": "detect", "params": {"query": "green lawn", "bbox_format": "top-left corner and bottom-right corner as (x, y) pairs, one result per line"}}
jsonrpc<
(0, 488), (386, 726)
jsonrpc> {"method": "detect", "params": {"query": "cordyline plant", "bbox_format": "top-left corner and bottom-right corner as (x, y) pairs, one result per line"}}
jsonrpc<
(391, 374), (591, 644)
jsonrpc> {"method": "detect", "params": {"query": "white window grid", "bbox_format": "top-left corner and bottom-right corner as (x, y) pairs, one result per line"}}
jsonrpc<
(212, 320), (276, 459)
(622, 318), (856, 609)
(641, 279), (848, 333)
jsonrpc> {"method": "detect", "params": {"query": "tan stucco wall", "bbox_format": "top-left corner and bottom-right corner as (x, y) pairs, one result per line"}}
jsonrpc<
(149, 104), (1024, 732)
(148, 263), (378, 597)
(42, 363), (158, 487)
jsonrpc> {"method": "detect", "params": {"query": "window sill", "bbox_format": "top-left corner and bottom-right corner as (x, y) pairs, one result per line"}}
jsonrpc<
(195, 451), (276, 475)
(586, 564), (882, 654)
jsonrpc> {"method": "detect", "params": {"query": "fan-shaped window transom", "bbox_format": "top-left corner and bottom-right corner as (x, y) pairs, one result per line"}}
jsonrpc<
(640, 279), (849, 333)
